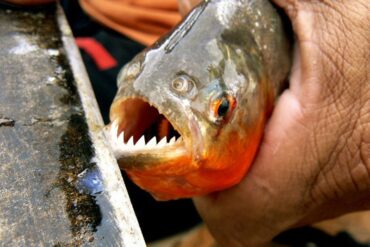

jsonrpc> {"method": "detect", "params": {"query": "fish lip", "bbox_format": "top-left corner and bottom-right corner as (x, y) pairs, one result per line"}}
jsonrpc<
(108, 95), (190, 169)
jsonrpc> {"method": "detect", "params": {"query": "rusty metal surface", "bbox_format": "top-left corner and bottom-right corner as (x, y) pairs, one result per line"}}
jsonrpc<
(0, 4), (145, 246)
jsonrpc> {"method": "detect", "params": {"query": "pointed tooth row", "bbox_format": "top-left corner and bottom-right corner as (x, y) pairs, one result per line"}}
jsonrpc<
(158, 137), (167, 146)
(147, 136), (157, 147)
(110, 120), (119, 138)
(110, 121), (183, 151)
(127, 136), (134, 146)
(118, 132), (124, 144)
(115, 134), (182, 149)
(137, 136), (145, 146)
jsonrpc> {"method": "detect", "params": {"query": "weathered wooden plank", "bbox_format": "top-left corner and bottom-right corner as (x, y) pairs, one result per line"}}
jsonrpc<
(0, 4), (145, 246)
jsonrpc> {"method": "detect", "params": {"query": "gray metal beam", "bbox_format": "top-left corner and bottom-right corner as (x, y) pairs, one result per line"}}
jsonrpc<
(0, 3), (145, 246)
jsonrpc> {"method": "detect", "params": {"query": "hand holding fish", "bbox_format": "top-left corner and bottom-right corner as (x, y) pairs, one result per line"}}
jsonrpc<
(194, 0), (370, 246)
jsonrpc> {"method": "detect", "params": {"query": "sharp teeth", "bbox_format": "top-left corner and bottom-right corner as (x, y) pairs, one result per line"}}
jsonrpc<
(110, 120), (119, 137)
(136, 136), (146, 147)
(147, 137), (157, 147)
(118, 132), (124, 145)
(158, 137), (167, 146)
(127, 136), (134, 147)
(169, 137), (176, 144)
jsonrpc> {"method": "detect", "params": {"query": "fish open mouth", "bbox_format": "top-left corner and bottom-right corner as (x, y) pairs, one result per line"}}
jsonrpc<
(109, 98), (187, 165)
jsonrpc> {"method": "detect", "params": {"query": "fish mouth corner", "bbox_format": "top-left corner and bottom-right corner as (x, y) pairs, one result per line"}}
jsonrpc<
(108, 97), (188, 167)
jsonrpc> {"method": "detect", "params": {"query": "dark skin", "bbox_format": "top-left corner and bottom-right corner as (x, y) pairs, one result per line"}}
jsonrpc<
(8, 0), (370, 245)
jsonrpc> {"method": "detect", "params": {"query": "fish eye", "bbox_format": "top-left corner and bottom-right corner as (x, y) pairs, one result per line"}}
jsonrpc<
(217, 97), (230, 117)
(210, 93), (236, 123)
(171, 75), (194, 93)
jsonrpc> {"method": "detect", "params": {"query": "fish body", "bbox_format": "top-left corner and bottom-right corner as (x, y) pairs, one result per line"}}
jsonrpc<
(108, 0), (291, 200)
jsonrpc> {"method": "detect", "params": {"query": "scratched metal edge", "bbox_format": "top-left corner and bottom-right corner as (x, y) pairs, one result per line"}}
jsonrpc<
(55, 4), (146, 247)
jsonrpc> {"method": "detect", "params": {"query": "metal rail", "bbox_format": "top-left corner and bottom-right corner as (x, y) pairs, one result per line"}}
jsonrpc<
(0, 3), (145, 246)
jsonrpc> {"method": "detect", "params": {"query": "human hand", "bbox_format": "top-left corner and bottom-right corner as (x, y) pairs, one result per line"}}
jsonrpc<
(194, 0), (370, 246)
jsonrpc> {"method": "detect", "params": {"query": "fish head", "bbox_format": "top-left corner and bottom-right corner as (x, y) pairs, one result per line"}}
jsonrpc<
(108, 0), (290, 200)
(109, 40), (269, 200)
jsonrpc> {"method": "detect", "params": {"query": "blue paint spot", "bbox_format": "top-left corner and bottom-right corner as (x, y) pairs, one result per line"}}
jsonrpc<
(76, 166), (104, 196)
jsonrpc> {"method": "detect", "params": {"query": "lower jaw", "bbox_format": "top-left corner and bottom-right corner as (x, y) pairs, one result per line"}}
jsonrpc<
(124, 154), (255, 200)
(125, 163), (250, 201)
(125, 170), (206, 201)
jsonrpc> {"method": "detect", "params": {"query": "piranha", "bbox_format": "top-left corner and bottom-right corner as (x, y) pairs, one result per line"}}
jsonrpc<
(108, 0), (291, 200)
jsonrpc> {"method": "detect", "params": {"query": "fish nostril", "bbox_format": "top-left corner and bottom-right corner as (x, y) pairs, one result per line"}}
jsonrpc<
(126, 62), (141, 78)
(118, 61), (141, 82)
